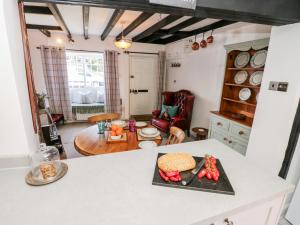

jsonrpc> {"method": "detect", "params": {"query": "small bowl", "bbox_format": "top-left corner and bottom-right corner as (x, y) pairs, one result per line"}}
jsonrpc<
(111, 135), (122, 140)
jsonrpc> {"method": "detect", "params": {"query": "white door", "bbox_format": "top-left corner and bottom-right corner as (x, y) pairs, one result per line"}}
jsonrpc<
(129, 55), (158, 115)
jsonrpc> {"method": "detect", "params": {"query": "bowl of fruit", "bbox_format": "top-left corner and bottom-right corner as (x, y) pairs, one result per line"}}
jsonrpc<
(110, 124), (124, 140)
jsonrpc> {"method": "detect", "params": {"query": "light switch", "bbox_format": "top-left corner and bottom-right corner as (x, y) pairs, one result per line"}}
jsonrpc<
(269, 81), (288, 92)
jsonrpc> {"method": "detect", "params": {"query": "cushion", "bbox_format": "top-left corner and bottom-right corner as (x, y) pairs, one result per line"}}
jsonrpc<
(159, 104), (178, 120)
(96, 90), (105, 103)
(71, 90), (83, 104)
(81, 91), (96, 104)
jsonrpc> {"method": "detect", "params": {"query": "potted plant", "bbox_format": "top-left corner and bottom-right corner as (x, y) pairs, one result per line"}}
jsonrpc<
(36, 92), (49, 109)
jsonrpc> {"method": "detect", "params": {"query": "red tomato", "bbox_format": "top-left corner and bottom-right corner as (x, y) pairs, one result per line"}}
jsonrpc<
(206, 171), (212, 180)
(213, 174), (219, 182)
(159, 169), (169, 181)
(211, 157), (217, 165)
(198, 169), (207, 179)
(165, 171), (179, 177)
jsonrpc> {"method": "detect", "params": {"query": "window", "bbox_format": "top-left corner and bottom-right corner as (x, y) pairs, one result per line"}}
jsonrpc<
(66, 51), (104, 88)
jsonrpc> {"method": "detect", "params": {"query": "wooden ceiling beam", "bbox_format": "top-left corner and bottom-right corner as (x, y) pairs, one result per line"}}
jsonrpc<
(39, 29), (51, 37)
(82, 6), (90, 39)
(153, 20), (236, 44)
(116, 12), (153, 40)
(23, 0), (300, 25)
(26, 24), (62, 30)
(139, 30), (190, 43)
(101, 9), (124, 41)
(132, 15), (182, 42)
(24, 5), (52, 15)
(47, 3), (73, 41)
(138, 17), (205, 43)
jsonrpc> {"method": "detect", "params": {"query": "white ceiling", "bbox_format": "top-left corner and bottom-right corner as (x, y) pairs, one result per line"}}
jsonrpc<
(24, 3), (271, 41)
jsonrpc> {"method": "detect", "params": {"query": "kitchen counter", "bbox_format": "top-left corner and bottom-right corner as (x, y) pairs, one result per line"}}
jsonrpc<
(0, 139), (293, 225)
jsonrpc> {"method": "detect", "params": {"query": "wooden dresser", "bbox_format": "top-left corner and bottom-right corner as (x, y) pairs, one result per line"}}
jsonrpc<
(209, 112), (251, 155)
(209, 38), (269, 155)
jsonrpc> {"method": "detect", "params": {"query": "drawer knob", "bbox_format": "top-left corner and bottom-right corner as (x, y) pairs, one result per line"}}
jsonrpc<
(228, 140), (232, 144)
(224, 218), (233, 225)
(238, 131), (244, 135)
(217, 122), (223, 126)
(223, 137), (228, 141)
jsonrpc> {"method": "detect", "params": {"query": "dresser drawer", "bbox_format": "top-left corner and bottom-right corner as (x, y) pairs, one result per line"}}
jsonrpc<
(229, 122), (251, 141)
(210, 130), (229, 146)
(211, 115), (230, 133)
(229, 136), (248, 156)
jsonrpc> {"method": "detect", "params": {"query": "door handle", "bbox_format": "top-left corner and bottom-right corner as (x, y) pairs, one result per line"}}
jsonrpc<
(137, 89), (148, 93)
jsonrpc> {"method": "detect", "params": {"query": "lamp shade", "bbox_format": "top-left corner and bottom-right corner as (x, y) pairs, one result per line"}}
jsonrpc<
(114, 37), (132, 49)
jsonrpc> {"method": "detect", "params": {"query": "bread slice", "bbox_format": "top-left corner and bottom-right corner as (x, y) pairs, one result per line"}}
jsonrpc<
(158, 152), (196, 173)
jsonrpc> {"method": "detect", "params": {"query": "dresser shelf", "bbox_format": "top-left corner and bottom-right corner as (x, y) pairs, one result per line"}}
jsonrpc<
(227, 67), (264, 71)
(223, 98), (256, 107)
(224, 83), (260, 89)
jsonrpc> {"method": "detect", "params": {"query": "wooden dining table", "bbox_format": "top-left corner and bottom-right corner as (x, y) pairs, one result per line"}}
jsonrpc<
(74, 124), (162, 156)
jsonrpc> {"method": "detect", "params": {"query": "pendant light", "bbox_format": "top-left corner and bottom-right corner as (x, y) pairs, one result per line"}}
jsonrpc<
(114, 21), (132, 50)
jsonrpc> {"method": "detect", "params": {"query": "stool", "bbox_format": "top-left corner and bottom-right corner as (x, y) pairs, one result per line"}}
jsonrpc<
(192, 127), (208, 140)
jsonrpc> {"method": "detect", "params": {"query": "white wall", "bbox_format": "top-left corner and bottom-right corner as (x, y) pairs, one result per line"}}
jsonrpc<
(165, 23), (271, 129)
(247, 23), (300, 187)
(28, 31), (165, 119)
(0, 0), (38, 161)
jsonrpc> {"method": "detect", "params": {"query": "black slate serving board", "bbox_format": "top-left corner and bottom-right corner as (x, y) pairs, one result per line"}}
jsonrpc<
(152, 153), (235, 195)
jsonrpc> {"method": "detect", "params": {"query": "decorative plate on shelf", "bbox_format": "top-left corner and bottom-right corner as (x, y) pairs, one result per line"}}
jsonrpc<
(249, 71), (263, 86)
(239, 88), (251, 101)
(234, 52), (250, 68)
(250, 50), (267, 68)
(234, 71), (248, 84)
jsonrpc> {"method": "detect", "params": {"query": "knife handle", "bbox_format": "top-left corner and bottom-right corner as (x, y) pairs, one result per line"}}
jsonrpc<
(181, 174), (195, 186)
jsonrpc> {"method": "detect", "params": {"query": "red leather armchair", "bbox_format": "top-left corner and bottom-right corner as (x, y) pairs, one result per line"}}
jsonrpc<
(151, 90), (195, 136)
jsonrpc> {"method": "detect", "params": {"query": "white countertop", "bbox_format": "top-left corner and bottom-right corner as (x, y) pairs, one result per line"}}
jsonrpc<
(0, 139), (293, 225)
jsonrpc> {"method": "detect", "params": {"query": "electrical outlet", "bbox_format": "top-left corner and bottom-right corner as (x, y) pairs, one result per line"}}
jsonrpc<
(278, 82), (288, 92)
(269, 81), (288, 92)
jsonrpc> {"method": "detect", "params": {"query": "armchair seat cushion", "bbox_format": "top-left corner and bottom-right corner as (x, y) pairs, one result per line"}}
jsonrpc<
(151, 118), (170, 133)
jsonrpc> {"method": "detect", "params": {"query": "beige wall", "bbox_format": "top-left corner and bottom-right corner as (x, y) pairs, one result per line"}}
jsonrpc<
(28, 31), (165, 119)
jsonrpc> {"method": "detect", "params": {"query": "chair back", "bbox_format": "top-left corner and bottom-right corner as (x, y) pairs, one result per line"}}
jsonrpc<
(88, 113), (120, 124)
(166, 126), (185, 145)
(162, 90), (195, 128)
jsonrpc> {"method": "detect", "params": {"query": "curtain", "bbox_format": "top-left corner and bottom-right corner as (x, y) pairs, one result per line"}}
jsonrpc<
(156, 51), (167, 108)
(104, 50), (121, 113)
(40, 45), (72, 121)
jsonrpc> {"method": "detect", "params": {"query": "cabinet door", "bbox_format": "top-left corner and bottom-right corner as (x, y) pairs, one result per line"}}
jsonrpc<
(210, 130), (229, 146)
(215, 195), (285, 225)
(228, 136), (248, 156)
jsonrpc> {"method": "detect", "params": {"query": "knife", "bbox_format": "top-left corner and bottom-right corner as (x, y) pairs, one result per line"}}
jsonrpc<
(181, 159), (205, 186)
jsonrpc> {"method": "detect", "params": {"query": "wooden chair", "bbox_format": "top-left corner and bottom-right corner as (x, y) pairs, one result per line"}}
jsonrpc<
(166, 126), (185, 145)
(87, 113), (121, 124)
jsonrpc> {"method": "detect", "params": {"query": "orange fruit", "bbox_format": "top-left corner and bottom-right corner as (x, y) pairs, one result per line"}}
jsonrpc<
(111, 131), (116, 136)
(117, 127), (123, 133)
(111, 125), (118, 131)
(116, 130), (122, 136)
